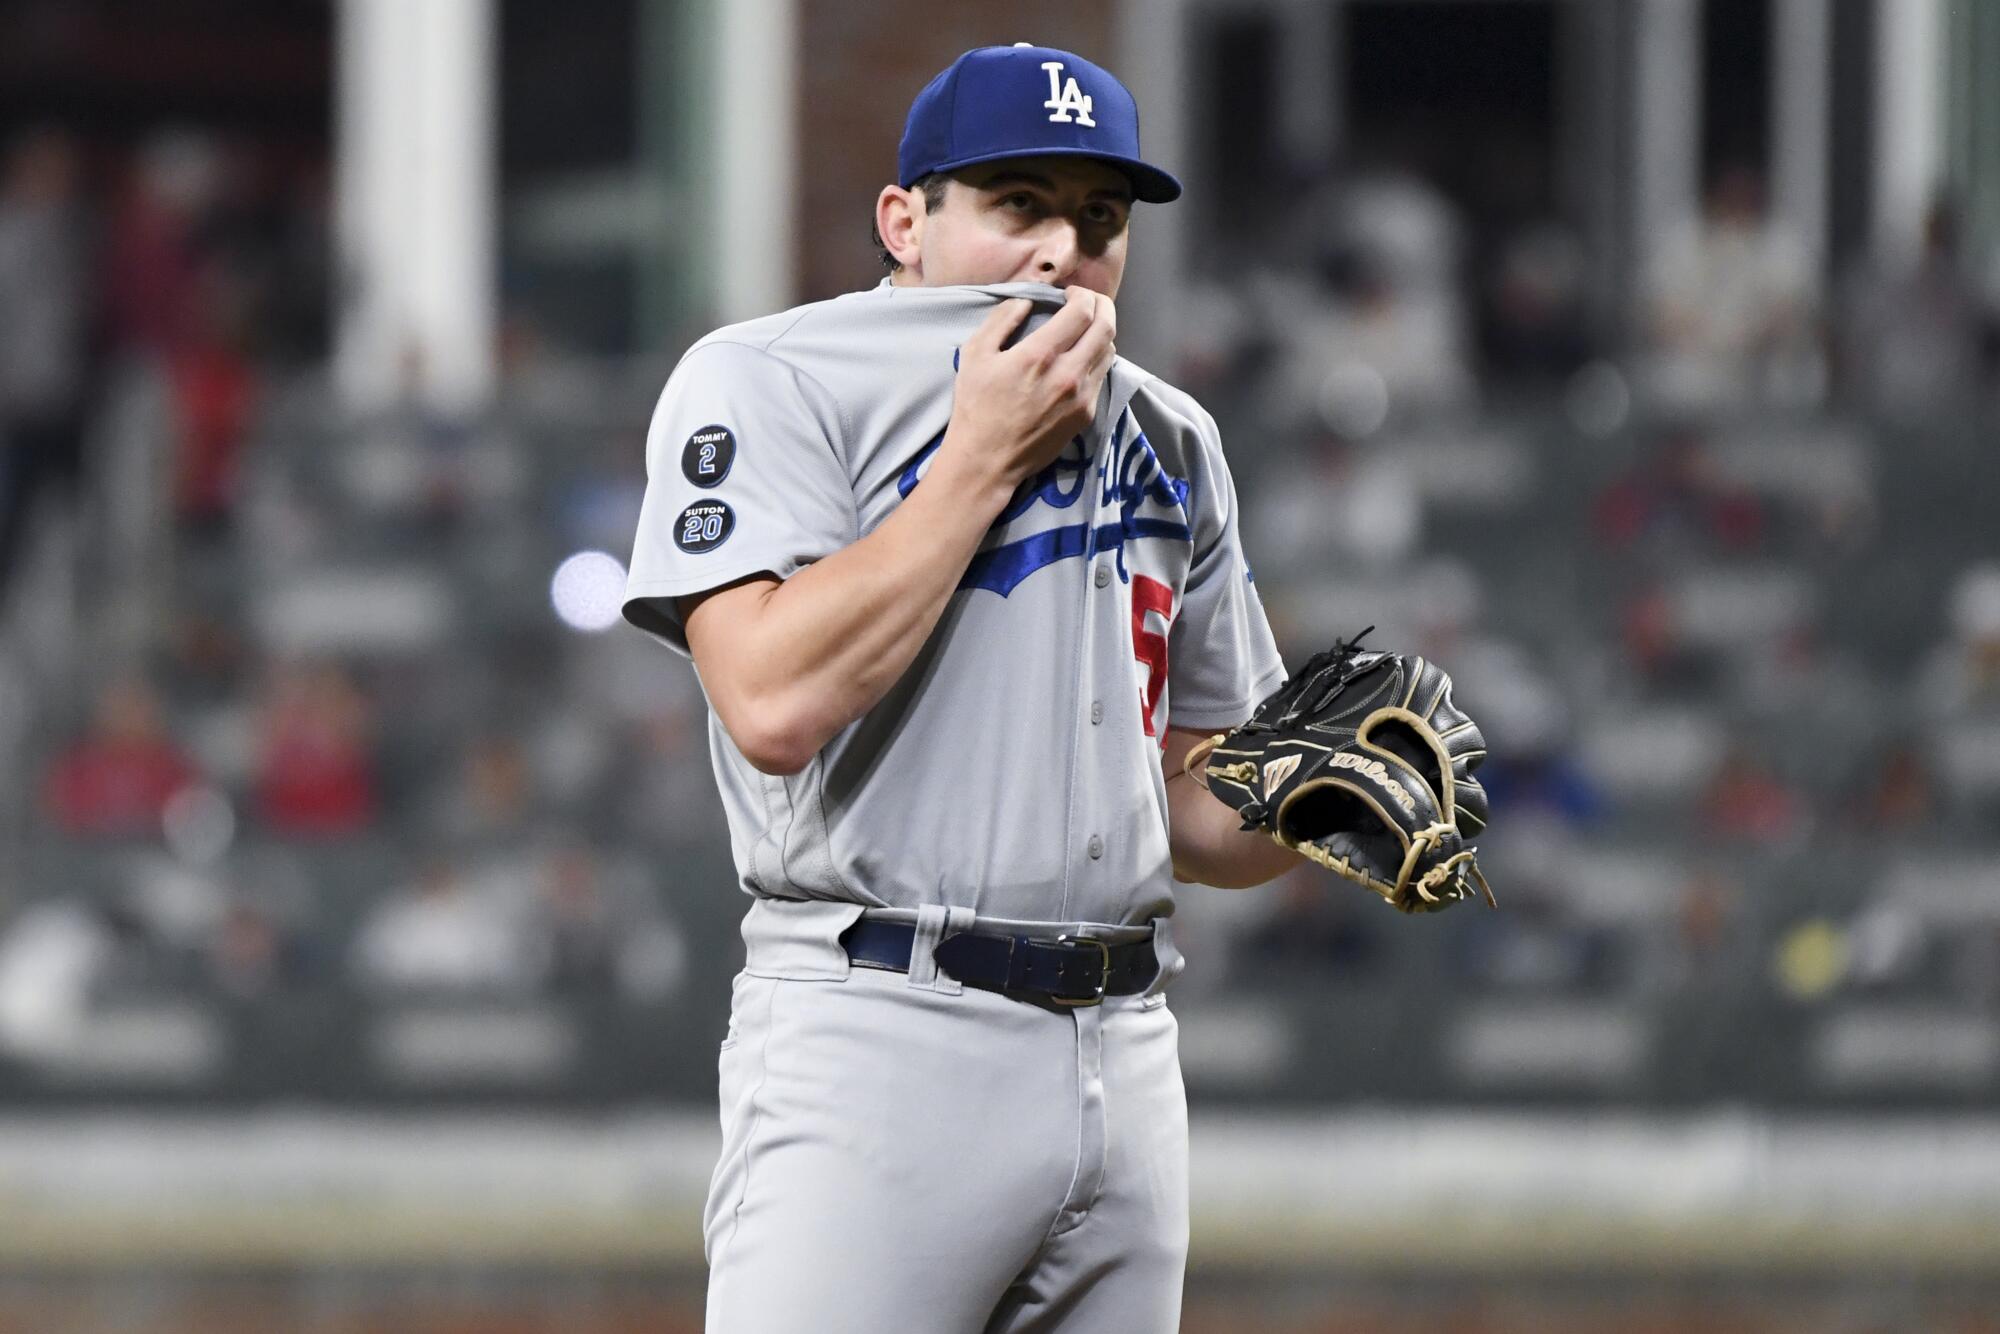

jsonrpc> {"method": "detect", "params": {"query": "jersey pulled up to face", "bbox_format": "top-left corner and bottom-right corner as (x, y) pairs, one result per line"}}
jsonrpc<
(624, 281), (1282, 928)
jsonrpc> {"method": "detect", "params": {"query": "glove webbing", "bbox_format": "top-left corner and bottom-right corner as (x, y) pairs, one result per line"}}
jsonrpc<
(1183, 625), (1378, 792)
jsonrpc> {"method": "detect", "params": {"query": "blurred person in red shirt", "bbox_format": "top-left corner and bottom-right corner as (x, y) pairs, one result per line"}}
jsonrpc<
(169, 257), (258, 536)
(42, 676), (198, 837)
(101, 132), (261, 537)
(1593, 425), (1764, 555)
(102, 131), (216, 358)
(1617, 581), (1713, 696)
(1699, 745), (1804, 844)
(254, 662), (378, 837)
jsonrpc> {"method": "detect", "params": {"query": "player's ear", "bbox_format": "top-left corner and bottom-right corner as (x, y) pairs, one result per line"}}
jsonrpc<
(876, 184), (924, 273)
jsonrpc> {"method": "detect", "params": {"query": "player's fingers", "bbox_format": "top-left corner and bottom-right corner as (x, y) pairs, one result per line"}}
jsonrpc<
(1054, 301), (1116, 380)
(1087, 335), (1117, 387)
(968, 297), (1034, 352)
(1014, 287), (1096, 361)
(1070, 291), (1116, 371)
(1088, 291), (1117, 345)
(1087, 331), (1116, 382)
(1071, 335), (1115, 405)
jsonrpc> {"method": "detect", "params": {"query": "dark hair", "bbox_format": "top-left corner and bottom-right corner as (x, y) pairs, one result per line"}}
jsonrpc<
(871, 173), (951, 272)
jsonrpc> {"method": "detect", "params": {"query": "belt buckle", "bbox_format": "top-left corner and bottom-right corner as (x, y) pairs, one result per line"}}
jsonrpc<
(1051, 934), (1111, 1007)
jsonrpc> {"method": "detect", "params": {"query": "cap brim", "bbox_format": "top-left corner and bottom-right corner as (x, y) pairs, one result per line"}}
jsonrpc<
(915, 147), (1183, 203)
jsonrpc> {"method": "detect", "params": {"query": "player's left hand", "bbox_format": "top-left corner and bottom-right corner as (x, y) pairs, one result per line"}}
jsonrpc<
(1189, 630), (1495, 914)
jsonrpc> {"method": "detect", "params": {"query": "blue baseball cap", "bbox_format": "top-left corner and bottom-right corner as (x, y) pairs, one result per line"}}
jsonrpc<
(898, 43), (1183, 204)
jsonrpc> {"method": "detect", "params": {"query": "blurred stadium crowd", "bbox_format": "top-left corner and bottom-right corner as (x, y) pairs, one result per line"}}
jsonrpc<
(1, 109), (1997, 1107)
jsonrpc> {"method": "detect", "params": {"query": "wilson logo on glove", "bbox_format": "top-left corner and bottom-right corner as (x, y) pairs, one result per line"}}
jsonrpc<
(1325, 751), (1416, 814)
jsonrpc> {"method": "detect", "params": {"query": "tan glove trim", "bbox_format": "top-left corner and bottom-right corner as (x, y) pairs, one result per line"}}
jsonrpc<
(1182, 732), (1229, 789)
(1354, 704), (1461, 825)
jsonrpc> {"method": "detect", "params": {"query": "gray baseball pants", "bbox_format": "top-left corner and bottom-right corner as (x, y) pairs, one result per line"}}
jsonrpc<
(701, 934), (1188, 1333)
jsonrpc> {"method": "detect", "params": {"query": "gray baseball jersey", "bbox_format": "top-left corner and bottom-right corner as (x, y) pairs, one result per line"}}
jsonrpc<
(622, 280), (1283, 930)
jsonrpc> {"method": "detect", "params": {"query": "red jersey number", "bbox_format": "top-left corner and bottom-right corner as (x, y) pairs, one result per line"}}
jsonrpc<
(1131, 574), (1173, 742)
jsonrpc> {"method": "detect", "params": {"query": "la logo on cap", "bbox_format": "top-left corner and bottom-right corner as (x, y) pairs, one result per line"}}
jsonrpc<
(1041, 62), (1096, 126)
(1009, 42), (1095, 125)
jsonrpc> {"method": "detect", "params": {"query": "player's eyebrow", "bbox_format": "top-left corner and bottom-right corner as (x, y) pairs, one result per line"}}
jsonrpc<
(974, 169), (1133, 204)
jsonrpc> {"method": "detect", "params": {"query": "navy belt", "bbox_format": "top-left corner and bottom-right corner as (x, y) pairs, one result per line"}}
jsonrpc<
(840, 919), (1158, 1008)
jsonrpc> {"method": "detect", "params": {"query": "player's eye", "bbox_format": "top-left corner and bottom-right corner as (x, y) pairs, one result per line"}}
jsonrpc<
(1001, 192), (1037, 212)
(1083, 202), (1127, 228)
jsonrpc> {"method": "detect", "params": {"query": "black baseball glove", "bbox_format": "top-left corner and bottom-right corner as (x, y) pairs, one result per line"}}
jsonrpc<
(1190, 629), (1495, 913)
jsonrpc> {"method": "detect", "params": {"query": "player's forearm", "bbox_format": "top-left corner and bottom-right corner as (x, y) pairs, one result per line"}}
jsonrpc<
(725, 450), (1014, 769)
(1164, 768), (1301, 888)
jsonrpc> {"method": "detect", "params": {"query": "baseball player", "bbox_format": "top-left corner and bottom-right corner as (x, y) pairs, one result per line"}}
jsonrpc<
(624, 44), (1308, 1333)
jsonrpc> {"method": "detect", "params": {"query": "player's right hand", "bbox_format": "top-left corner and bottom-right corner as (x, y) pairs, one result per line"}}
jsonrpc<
(940, 287), (1117, 497)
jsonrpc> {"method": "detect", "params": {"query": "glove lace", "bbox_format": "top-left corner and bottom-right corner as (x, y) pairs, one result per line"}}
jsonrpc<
(1249, 625), (1375, 733)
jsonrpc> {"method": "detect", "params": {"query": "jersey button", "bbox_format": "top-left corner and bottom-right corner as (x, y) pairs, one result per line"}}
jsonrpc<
(1089, 700), (1104, 724)
(1093, 565), (1111, 589)
(1087, 835), (1104, 859)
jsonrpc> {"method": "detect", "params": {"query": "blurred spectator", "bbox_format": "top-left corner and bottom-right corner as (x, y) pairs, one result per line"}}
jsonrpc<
(1479, 221), (1593, 385)
(1839, 198), (1998, 416)
(208, 899), (286, 998)
(0, 126), (95, 604)
(1634, 865), (1742, 994)
(1698, 745), (1804, 844)
(1248, 252), (1474, 435)
(0, 857), (228, 1057)
(1643, 164), (1821, 409)
(1842, 743), (1937, 833)
(102, 130), (218, 358)
(1616, 581), (1715, 697)
(94, 131), (275, 541)
(350, 860), (537, 995)
(555, 429), (648, 554)
(0, 898), (118, 1058)
(42, 677), (199, 838)
(168, 258), (259, 536)
(1452, 643), (1603, 829)
(617, 702), (721, 852)
(254, 661), (378, 837)
(426, 732), (536, 846)
(1478, 747), (1603, 829)
(1844, 899), (1929, 994)
(1311, 164), (1464, 301)
(1676, 867), (1735, 962)
(1916, 565), (2000, 719)
(1743, 631), (1877, 743)
(1593, 425), (1764, 556)
(1705, 421), (1881, 557)
(223, 153), (331, 367)
(338, 345), (499, 531)
(1450, 880), (1620, 994)
(160, 597), (251, 709)
(1237, 166), (1476, 435)
(206, 848), (320, 998)
(1234, 867), (1381, 974)
(1249, 431), (1421, 575)
(533, 843), (686, 1000)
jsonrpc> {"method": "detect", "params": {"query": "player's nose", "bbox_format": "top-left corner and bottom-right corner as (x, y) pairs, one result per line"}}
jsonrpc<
(1030, 222), (1083, 284)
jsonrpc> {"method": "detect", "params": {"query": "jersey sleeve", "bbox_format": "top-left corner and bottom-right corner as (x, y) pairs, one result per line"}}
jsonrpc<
(622, 339), (856, 657)
(1166, 405), (1285, 730)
